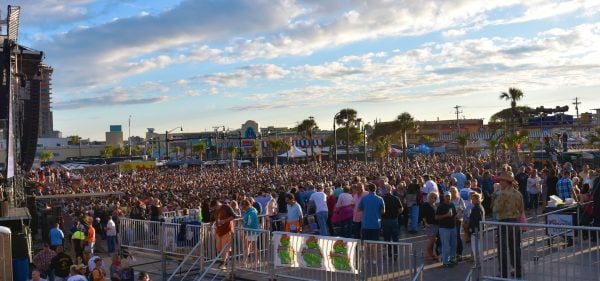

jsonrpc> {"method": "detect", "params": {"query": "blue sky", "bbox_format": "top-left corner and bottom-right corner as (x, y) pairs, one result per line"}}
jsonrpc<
(7, 0), (600, 140)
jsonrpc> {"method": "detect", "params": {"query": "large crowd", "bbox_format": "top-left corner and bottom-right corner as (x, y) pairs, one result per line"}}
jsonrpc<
(27, 154), (600, 280)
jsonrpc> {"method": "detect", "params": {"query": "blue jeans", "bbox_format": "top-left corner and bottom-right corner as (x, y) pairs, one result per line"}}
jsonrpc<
(382, 219), (400, 256)
(336, 218), (353, 238)
(315, 211), (329, 236)
(409, 205), (420, 231)
(455, 221), (463, 256)
(352, 221), (362, 239)
(381, 219), (400, 242)
(107, 235), (116, 253)
(528, 193), (540, 212)
(439, 227), (457, 265)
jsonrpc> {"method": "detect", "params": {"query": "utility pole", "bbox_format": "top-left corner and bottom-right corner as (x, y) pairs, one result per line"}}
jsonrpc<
(453, 105), (462, 135)
(573, 97), (581, 119)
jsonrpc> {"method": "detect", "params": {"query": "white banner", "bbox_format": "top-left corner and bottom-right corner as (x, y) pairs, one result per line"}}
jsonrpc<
(272, 232), (358, 273)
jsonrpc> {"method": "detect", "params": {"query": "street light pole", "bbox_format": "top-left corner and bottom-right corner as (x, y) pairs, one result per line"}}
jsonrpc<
(364, 123), (369, 163)
(165, 126), (183, 160)
(333, 112), (341, 174)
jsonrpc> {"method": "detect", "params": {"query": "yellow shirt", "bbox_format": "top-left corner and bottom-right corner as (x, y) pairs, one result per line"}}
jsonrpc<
(493, 188), (524, 220)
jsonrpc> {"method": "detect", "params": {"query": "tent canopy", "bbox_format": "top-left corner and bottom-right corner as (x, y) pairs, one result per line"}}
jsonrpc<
(410, 144), (433, 154)
(279, 146), (307, 158)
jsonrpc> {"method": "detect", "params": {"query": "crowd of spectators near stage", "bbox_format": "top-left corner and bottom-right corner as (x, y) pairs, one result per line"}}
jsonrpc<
(28, 154), (600, 279)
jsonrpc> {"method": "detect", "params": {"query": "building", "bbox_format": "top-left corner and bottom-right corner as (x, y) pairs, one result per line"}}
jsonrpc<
(106, 125), (124, 148)
(38, 65), (56, 138)
(413, 119), (484, 143)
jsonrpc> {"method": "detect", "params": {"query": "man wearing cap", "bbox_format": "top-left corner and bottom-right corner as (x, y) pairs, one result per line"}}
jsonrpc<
(493, 172), (524, 279)
(66, 265), (86, 281)
(71, 224), (86, 258)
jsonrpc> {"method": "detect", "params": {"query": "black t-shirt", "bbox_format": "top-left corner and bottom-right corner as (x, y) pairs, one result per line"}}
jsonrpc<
(382, 194), (402, 219)
(51, 253), (73, 277)
(436, 201), (456, 229)
(547, 176), (559, 198)
(422, 203), (437, 225)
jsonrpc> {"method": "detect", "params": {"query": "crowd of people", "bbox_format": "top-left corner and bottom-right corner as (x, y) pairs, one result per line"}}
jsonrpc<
(28, 154), (600, 279)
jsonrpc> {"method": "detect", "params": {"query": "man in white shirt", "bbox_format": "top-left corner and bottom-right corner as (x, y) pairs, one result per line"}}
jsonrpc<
(106, 217), (117, 253)
(309, 184), (329, 236)
(422, 174), (439, 195)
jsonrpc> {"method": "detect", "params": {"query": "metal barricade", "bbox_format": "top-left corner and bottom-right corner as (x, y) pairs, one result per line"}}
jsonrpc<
(119, 218), (208, 258)
(119, 218), (163, 252)
(478, 221), (600, 281)
(361, 240), (415, 281)
(119, 217), (420, 281)
(272, 231), (361, 281)
(268, 231), (415, 281)
(230, 226), (273, 279)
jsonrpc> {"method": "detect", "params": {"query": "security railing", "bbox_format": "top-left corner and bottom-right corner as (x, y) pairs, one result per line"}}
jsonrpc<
(477, 221), (600, 281)
(120, 218), (421, 281)
(119, 218), (207, 258)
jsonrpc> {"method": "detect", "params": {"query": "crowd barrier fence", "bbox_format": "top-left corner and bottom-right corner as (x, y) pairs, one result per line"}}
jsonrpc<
(476, 220), (600, 281)
(119, 217), (420, 281)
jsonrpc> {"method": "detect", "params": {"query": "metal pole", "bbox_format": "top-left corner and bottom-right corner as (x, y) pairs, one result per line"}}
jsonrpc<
(165, 130), (169, 160)
(333, 115), (338, 174)
(160, 222), (166, 281)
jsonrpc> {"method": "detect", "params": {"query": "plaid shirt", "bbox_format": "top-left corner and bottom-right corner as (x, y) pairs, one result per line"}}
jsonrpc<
(556, 177), (573, 200)
(33, 249), (56, 270)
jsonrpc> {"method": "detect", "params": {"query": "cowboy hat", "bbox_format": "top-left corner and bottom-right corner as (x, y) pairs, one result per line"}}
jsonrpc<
(496, 172), (515, 183)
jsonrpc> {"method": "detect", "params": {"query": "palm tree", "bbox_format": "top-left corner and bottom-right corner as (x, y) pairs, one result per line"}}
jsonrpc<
(226, 145), (238, 168)
(487, 138), (500, 169)
(192, 142), (207, 161)
(268, 139), (282, 166)
(335, 108), (357, 161)
(373, 136), (390, 171)
(40, 150), (53, 163)
(248, 140), (261, 168)
(395, 112), (417, 162)
(456, 134), (469, 159)
(297, 117), (318, 162)
(502, 130), (529, 166)
(499, 87), (524, 134)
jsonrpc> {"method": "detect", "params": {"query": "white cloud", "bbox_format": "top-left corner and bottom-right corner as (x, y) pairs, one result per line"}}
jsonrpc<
(202, 64), (290, 87)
